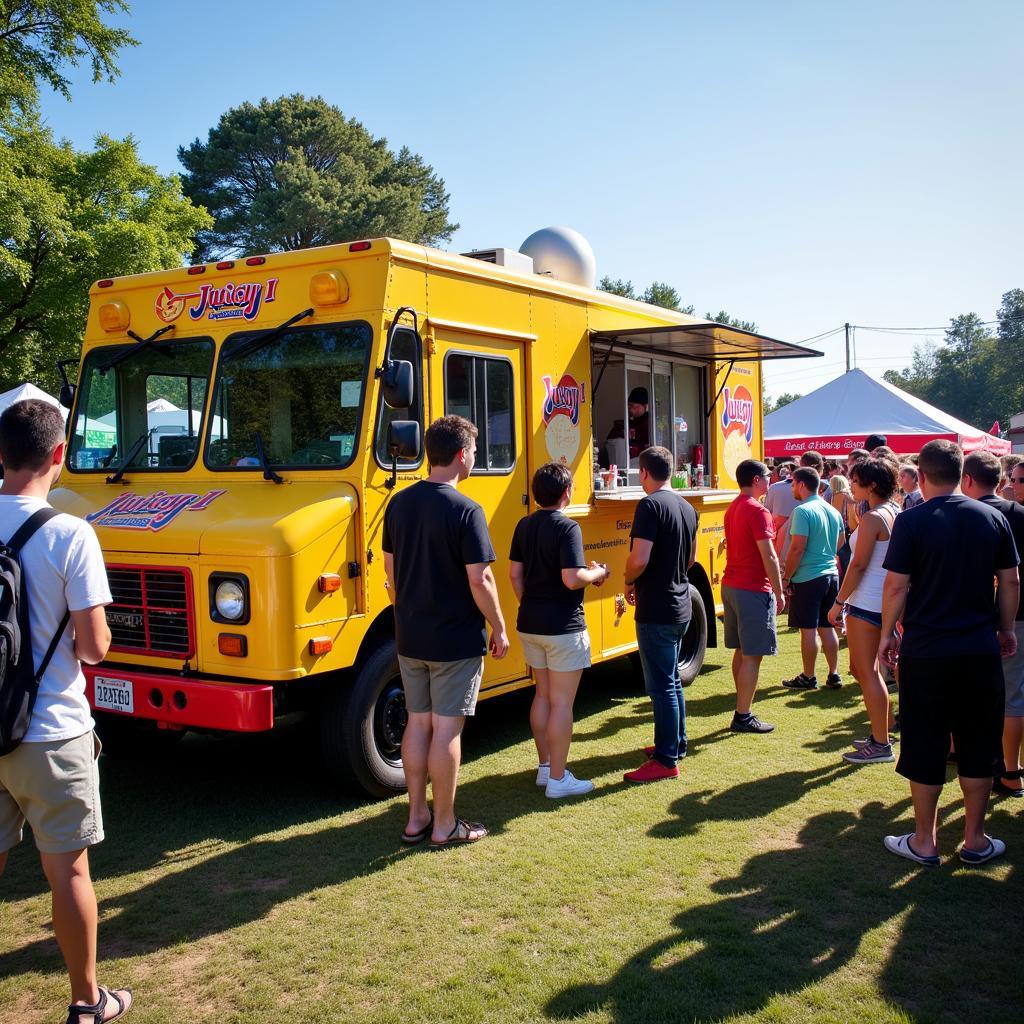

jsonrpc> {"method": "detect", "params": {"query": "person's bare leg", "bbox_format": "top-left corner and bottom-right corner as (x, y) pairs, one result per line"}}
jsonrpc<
(529, 668), (551, 767)
(800, 628), (819, 678)
(401, 711), (432, 834)
(39, 849), (101, 1008)
(907, 781), (942, 857)
(818, 626), (839, 676)
(734, 653), (763, 715)
(429, 714), (476, 841)
(960, 775), (995, 851)
(546, 669), (583, 780)
(1001, 716), (1023, 792)
(846, 618), (889, 741)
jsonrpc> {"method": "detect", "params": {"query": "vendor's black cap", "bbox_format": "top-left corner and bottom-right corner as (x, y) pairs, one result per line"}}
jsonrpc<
(628, 387), (649, 405)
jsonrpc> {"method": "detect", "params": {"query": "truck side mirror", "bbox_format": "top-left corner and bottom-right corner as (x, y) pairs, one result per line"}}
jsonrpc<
(59, 383), (76, 409)
(382, 360), (414, 410)
(385, 420), (421, 490)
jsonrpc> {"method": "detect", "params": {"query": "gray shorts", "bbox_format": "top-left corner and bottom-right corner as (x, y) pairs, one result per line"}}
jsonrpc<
(722, 585), (778, 656)
(0, 731), (104, 855)
(398, 655), (484, 717)
(1004, 622), (1024, 717)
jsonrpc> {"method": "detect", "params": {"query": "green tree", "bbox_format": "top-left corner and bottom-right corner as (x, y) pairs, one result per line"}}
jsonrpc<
(766, 392), (802, 414)
(598, 276), (637, 300)
(995, 288), (1024, 418)
(0, 121), (212, 391)
(707, 310), (758, 332)
(883, 340), (940, 396)
(598, 276), (696, 313)
(179, 94), (457, 259)
(0, 0), (136, 116)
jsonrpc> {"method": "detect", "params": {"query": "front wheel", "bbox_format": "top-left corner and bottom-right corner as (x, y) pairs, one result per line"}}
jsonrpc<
(319, 640), (408, 798)
(678, 584), (707, 686)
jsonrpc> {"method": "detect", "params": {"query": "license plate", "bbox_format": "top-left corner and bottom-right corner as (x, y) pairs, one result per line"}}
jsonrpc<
(94, 676), (134, 715)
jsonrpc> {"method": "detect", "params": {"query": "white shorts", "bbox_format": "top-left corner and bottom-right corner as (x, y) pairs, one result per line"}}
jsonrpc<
(518, 630), (592, 672)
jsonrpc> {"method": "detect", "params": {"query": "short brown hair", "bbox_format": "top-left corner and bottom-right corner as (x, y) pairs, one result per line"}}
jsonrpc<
(918, 439), (963, 486)
(532, 462), (573, 507)
(0, 399), (65, 472)
(792, 466), (820, 493)
(899, 463), (918, 484)
(638, 446), (673, 482)
(849, 456), (899, 501)
(424, 415), (477, 468)
(963, 450), (1001, 491)
(800, 450), (824, 471)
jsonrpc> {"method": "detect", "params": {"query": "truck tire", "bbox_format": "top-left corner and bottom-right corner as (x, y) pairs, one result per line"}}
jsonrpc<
(94, 712), (185, 758)
(628, 583), (707, 688)
(319, 640), (408, 798)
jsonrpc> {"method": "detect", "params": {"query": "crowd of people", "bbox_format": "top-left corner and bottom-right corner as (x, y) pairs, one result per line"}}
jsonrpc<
(1, 399), (1022, 1022)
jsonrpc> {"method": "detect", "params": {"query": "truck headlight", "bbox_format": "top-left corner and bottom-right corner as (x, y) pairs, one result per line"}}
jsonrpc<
(209, 573), (250, 624)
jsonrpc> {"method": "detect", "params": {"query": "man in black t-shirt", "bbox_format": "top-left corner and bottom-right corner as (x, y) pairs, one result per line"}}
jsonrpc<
(962, 450), (1024, 799)
(880, 440), (1019, 867)
(383, 416), (509, 847)
(623, 446), (698, 783)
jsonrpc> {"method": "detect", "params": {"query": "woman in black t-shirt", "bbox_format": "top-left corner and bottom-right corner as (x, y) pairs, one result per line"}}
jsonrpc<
(509, 463), (610, 799)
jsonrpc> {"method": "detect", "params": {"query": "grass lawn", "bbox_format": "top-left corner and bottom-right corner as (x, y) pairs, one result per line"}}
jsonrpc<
(1, 626), (1021, 1024)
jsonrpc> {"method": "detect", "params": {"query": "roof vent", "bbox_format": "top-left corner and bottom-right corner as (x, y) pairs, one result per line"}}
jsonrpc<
(519, 226), (596, 288)
(461, 247), (535, 274)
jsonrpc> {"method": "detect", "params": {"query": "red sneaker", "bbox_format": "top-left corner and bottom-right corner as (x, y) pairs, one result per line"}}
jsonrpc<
(624, 758), (679, 783)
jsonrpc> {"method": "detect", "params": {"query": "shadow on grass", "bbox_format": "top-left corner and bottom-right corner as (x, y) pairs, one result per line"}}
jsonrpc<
(547, 798), (1020, 1024)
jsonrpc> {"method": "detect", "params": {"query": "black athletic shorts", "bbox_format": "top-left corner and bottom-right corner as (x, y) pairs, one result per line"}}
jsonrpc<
(788, 574), (839, 629)
(896, 653), (1005, 786)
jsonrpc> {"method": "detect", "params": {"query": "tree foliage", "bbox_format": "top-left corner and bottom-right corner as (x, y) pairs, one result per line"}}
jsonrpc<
(179, 94), (458, 259)
(883, 291), (1024, 429)
(597, 275), (696, 314)
(0, 0), (136, 116)
(764, 391), (802, 415)
(0, 120), (212, 392)
(707, 310), (758, 332)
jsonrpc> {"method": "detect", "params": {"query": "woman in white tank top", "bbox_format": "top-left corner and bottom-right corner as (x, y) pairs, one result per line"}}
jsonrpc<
(828, 456), (902, 763)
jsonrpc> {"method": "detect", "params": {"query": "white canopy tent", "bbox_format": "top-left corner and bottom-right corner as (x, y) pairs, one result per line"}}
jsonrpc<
(764, 369), (1010, 458)
(0, 382), (67, 422)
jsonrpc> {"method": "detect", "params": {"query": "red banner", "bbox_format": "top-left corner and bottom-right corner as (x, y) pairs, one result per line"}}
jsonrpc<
(764, 431), (1010, 457)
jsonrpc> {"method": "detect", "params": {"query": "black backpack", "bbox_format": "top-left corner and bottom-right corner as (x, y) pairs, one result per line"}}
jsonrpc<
(0, 508), (71, 756)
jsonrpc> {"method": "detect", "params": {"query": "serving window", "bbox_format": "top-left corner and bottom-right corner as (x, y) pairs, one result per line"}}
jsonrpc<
(592, 348), (707, 483)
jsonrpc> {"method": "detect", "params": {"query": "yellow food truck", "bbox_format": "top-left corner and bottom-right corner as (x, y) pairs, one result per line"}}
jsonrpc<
(52, 232), (819, 796)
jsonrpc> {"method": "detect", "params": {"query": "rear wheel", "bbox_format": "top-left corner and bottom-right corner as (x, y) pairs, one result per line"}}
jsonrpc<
(628, 583), (707, 688)
(319, 640), (408, 798)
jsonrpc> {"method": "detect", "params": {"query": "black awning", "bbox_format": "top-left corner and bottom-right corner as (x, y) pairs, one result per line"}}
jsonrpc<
(590, 322), (823, 362)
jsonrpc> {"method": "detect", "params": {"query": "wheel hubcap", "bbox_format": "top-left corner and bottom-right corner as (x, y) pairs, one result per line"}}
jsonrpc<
(374, 680), (407, 766)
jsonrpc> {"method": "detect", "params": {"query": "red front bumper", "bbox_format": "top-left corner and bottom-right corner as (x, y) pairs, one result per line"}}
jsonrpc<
(84, 666), (275, 732)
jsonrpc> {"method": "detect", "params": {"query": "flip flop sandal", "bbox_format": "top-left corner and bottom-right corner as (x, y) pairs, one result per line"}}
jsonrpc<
(430, 816), (488, 848)
(400, 814), (434, 845)
(959, 836), (1006, 865)
(67, 985), (133, 1024)
(992, 769), (1024, 798)
(883, 833), (940, 866)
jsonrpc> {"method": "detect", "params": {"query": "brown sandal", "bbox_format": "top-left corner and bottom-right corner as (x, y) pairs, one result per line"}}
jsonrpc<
(430, 817), (487, 848)
(992, 769), (1024, 798)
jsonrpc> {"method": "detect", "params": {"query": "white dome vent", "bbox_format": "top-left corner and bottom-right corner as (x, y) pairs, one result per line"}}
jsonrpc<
(519, 226), (596, 288)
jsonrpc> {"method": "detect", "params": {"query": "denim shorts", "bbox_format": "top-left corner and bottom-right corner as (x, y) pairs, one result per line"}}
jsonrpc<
(845, 604), (882, 628)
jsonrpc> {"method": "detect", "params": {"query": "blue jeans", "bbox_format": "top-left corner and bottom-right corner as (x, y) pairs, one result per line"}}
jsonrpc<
(636, 621), (689, 766)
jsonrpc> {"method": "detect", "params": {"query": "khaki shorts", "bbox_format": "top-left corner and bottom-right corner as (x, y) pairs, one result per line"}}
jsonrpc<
(518, 630), (592, 672)
(0, 731), (104, 855)
(398, 655), (484, 717)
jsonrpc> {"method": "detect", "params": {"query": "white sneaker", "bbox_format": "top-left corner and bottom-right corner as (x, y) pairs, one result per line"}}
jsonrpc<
(545, 770), (595, 799)
(535, 764), (550, 787)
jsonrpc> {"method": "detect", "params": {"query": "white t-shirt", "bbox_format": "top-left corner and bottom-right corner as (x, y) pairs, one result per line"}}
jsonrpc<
(0, 495), (112, 742)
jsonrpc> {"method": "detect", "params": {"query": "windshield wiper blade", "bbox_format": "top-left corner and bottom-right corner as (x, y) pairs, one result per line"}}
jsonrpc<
(226, 308), (315, 363)
(99, 325), (176, 375)
(106, 431), (152, 484)
(253, 431), (283, 484)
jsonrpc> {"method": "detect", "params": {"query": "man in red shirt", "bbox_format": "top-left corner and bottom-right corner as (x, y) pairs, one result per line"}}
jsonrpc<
(722, 459), (787, 733)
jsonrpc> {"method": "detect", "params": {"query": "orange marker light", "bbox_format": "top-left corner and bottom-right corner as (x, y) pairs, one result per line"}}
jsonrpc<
(98, 300), (130, 332)
(309, 637), (333, 656)
(218, 634), (247, 657)
(317, 573), (342, 593)
(310, 270), (349, 306)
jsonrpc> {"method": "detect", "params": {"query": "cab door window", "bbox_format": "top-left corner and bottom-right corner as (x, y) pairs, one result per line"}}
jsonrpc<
(444, 353), (515, 473)
(374, 328), (423, 467)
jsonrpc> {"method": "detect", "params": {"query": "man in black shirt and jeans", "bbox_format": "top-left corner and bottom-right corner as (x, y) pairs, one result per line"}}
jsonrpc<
(880, 440), (1019, 866)
(383, 416), (509, 847)
(623, 446), (699, 783)
(962, 449), (1024, 799)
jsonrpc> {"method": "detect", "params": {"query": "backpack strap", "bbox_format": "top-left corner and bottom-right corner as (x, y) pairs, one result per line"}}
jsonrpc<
(35, 608), (71, 683)
(4, 507), (62, 554)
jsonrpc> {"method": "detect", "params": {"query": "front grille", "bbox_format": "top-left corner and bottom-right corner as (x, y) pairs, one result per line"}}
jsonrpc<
(106, 565), (194, 658)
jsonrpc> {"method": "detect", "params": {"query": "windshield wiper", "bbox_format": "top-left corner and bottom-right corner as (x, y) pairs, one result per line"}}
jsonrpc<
(226, 309), (315, 363)
(106, 431), (152, 484)
(253, 431), (284, 484)
(99, 325), (176, 375)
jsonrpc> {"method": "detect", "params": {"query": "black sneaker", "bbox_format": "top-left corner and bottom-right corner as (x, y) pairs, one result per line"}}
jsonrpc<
(782, 673), (818, 690)
(731, 714), (775, 734)
(825, 673), (842, 689)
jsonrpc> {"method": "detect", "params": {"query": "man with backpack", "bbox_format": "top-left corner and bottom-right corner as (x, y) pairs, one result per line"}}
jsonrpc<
(0, 400), (130, 1023)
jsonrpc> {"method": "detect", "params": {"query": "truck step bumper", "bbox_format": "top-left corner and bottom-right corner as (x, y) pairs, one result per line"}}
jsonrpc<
(85, 666), (275, 732)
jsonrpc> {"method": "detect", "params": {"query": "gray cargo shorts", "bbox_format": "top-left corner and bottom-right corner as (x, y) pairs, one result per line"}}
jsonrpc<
(722, 584), (778, 656)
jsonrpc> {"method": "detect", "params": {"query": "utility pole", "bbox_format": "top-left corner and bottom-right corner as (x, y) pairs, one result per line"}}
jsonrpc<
(845, 322), (851, 372)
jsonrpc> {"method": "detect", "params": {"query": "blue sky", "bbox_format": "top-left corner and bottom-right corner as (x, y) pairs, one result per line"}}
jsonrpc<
(37, 0), (1024, 400)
